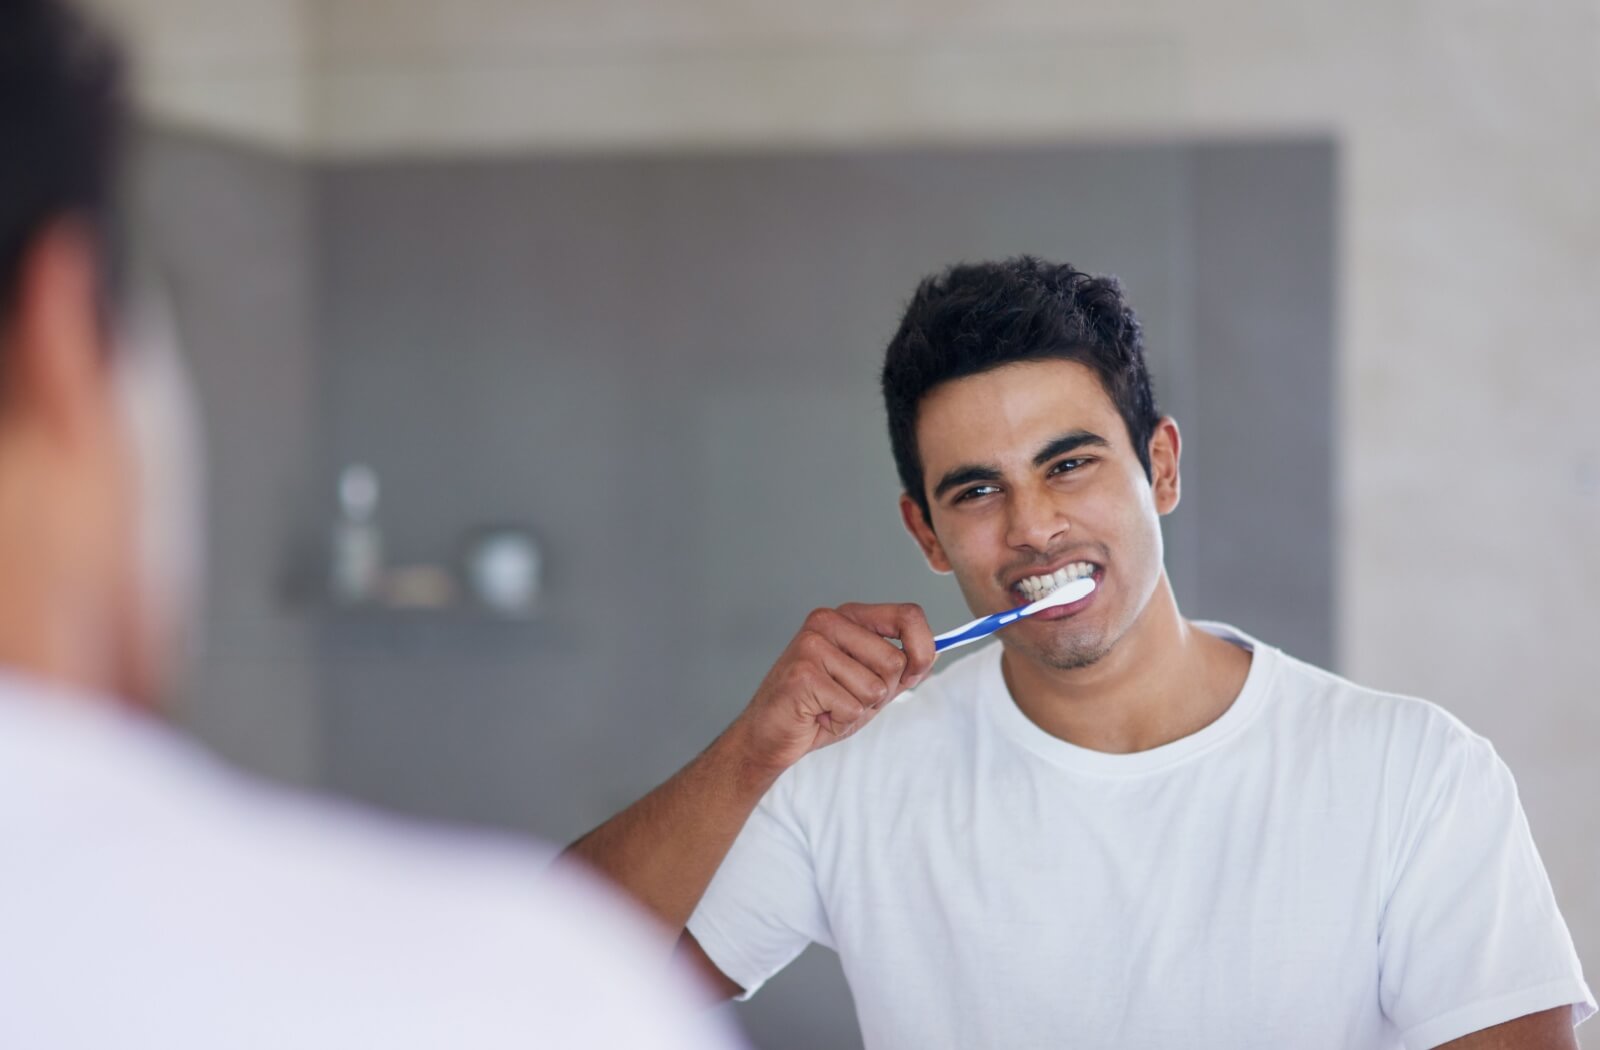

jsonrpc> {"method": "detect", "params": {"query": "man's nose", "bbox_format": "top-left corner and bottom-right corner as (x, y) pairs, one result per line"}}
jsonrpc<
(1004, 483), (1070, 553)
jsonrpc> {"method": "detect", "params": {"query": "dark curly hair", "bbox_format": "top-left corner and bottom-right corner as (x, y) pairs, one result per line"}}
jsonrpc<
(881, 256), (1160, 523)
(0, 0), (124, 319)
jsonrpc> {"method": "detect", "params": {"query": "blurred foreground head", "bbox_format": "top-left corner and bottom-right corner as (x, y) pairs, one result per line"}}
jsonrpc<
(0, 0), (202, 711)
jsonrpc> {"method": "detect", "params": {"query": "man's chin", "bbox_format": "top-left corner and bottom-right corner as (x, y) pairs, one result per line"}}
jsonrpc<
(1010, 629), (1111, 673)
(1041, 645), (1109, 672)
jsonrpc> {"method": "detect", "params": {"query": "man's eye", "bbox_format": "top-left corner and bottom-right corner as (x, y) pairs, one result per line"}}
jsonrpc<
(1050, 458), (1090, 476)
(955, 485), (1000, 503)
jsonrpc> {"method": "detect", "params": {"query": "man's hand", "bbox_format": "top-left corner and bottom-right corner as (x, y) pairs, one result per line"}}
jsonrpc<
(562, 600), (934, 991)
(726, 603), (936, 778)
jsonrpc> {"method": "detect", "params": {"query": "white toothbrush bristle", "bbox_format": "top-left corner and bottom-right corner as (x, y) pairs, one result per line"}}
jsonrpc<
(1027, 575), (1095, 612)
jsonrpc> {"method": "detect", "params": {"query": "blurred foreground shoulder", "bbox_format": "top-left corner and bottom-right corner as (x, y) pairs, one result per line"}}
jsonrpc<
(0, 687), (746, 1050)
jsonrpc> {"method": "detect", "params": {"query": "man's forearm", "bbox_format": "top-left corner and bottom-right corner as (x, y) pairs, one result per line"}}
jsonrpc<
(564, 602), (935, 936)
(564, 719), (780, 933)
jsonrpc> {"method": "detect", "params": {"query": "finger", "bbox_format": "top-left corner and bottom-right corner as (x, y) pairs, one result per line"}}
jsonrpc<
(837, 602), (935, 687)
(820, 645), (896, 710)
(806, 609), (909, 696)
(895, 606), (936, 688)
(805, 675), (868, 735)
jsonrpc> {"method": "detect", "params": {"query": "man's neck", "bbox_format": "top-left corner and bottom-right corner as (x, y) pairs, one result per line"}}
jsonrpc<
(999, 577), (1251, 754)
(0, 586), (113, 706)
(0, 488), (120, 707)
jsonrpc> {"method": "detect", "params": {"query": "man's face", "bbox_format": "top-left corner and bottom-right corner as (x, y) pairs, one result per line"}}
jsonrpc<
(900, 359), (1179, 671)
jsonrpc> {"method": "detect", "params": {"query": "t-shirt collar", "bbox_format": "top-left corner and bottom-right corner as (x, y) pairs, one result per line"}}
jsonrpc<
(981, 621), (1280, 777)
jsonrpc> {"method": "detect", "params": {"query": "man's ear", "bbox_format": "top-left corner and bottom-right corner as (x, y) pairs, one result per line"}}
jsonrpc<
(2, 218), (111, 439)
(1148, 416), (1181, 515)
(899, 492), (953, 575)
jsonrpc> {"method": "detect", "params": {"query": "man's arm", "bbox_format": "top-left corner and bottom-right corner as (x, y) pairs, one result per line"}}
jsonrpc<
(563, 603), (934, 996)
(1434, 1006), (1579, 1050)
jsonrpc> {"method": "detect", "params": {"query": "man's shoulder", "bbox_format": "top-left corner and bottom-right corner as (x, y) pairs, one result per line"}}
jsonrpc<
(0, 683), (565, 934)
(0, 682), (737, 1047)
(1247, 630), (1489, 766)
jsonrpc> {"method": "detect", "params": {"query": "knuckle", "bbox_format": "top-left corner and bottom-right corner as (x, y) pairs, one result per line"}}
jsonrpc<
(877, 650), (906, 680)
(800, 633), (834, 661)
(803, 608), (833, 630)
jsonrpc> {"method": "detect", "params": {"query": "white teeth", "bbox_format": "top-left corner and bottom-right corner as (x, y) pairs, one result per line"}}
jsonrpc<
(1015, 561), (1097, 601)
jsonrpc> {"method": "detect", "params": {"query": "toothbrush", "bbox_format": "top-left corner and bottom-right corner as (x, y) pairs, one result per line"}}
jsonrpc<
(932, 576), (1097, 654)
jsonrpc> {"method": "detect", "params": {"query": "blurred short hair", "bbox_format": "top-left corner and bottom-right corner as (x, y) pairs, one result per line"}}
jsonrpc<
(880, 256), (1161, 523)
(0, 0), (124, 320)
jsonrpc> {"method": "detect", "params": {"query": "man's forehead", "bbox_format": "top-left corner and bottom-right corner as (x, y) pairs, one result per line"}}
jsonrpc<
(915, 359), (1121, 467)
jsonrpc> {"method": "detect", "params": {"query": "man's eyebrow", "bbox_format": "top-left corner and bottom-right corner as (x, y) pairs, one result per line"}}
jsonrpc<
(932, 464), (1003, 502)
(1032, 430), (1110, 467)
(930, 431), (1111, 503)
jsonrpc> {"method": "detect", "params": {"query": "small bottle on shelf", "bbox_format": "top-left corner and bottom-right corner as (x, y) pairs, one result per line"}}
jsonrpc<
(330, 463), (383, 605)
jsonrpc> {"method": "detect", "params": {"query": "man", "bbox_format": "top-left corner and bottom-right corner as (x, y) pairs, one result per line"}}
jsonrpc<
(0, 2), (740, 1046)
(570, 258), (1594, 1047)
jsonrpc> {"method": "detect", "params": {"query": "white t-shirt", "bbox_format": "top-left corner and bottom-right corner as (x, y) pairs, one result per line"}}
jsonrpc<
(0, 672), (744, 1050)
(688, 624), (1593, 1049)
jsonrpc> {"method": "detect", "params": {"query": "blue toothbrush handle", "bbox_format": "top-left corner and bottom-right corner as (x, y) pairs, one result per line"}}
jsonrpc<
(933, 608), (1025, 653)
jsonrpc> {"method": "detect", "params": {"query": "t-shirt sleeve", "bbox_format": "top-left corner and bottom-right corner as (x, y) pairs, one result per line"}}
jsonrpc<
(686, 767), (831, 1000)
(1378, 715), (1595, 1048)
